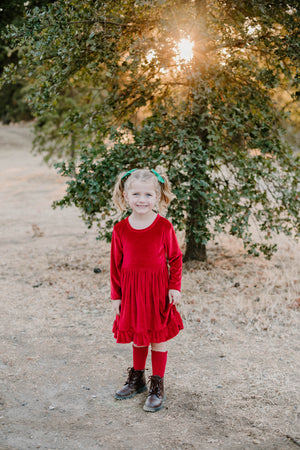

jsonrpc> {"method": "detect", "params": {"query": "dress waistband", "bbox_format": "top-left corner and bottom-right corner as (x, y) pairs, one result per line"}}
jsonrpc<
(121, 264), (167, 272)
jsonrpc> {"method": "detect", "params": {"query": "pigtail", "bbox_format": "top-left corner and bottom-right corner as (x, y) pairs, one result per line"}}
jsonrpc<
(157, 172), (174, 211)
(112, 172), (127, 212)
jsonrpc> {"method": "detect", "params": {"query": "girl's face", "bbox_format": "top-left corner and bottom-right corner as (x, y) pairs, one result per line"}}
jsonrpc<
(124, 180), (158, 216)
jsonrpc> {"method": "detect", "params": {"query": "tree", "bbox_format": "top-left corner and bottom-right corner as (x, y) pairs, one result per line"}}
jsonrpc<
(2, 0), (299, 260)
(0, 0), (56, 123)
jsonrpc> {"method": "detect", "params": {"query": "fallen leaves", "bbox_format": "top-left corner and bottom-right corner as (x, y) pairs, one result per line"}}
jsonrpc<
(32, 224), (44, 238)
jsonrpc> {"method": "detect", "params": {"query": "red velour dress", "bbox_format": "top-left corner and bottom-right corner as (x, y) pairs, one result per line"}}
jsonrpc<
(110, 214), (184, 346)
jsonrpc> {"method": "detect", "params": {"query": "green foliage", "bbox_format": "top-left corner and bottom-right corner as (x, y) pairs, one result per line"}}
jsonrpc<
(2, 0), (299, 259)
(0, 0), (55, 122)
(0, 81), (32, 123)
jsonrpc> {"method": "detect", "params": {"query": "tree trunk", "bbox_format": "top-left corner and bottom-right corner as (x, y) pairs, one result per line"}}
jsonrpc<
(183, 192), (208, 262)
(184, 233), (207, 261)
(70, 132), (76, 160)
(182, 0), (208, 263)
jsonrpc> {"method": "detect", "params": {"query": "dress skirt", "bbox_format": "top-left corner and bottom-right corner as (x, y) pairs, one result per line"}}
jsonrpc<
(112, 265), (183, 346)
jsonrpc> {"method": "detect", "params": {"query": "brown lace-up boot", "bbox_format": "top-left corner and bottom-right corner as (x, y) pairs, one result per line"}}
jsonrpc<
(143, 375), (165, 412)
(115, 367), (147, 400)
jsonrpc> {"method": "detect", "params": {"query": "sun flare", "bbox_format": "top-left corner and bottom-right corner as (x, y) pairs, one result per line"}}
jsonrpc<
(146, 37), (194, 71)
(175, 38), (194, 64)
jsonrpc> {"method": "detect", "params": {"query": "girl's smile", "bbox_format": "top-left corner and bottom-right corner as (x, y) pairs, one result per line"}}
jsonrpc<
(124, 181), (158, 216)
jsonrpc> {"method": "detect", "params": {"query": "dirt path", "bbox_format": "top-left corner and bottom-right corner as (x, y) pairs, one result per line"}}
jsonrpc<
(0, 124), (299, 449)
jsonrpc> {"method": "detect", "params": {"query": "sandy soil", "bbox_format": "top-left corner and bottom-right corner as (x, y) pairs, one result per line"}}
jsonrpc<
(0, 123), (299, 450)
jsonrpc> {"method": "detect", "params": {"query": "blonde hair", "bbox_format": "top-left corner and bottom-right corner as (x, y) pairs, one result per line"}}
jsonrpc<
(112, 168), (173, 213)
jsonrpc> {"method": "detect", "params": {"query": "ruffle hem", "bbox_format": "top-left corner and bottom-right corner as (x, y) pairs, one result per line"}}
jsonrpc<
(112, 305), (183, 346)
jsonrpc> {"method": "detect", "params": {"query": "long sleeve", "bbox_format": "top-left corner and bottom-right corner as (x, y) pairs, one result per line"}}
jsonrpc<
(165, 224), (182, 291)
(110, 227), (123, 299)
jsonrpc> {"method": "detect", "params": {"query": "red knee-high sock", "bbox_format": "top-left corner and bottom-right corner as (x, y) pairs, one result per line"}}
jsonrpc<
(151, 350), (168, 378)
(133, 345), (149, 371)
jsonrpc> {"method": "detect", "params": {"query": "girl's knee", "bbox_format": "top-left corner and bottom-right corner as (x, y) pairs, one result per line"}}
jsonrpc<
(151, 342), (167, 352)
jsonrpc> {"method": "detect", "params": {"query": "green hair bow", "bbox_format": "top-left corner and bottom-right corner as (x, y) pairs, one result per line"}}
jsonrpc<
(121, 168), (165, 184)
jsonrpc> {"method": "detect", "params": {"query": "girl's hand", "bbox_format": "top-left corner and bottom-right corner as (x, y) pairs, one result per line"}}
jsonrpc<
(112, 299), (121, 315)
(168, 289), (181, 305)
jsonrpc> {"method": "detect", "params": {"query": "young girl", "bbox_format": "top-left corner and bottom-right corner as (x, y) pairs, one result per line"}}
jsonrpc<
(110, 168), (183, 412)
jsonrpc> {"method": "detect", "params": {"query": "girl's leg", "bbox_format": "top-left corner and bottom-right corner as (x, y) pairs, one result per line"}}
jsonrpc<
(151, 342), (167, 378)
(143, 342), (167, 412)
(132, 344), (149, 371)
(151, 342), (167, 352)
(115, 344), (148, 400)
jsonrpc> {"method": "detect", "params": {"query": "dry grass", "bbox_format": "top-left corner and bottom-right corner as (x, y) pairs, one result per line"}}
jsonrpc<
(181, 233), (299, 335)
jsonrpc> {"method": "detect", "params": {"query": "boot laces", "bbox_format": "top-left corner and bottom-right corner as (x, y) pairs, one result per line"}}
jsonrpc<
(124, 367), (134, 385)
(148, 375), (161, 396)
